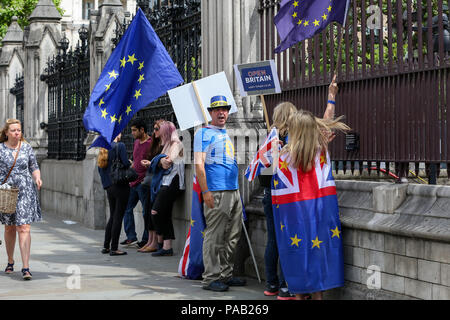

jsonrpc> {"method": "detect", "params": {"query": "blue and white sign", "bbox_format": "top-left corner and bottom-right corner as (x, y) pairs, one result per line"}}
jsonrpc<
(234, 60), (281, 97)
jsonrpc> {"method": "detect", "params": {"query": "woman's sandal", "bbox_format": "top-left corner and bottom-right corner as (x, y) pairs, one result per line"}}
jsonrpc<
(22, 268), (32, 280)
(5, 262), (14, 274)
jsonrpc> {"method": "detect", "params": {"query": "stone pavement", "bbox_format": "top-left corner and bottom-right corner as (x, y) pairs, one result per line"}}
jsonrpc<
(0, 212), (271, 300)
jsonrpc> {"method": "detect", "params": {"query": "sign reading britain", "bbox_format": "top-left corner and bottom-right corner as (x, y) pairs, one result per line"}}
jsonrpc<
(234, 60), (281, 97)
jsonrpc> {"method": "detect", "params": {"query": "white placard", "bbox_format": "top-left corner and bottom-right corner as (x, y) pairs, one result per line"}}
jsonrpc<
(168, 72), (238, 131)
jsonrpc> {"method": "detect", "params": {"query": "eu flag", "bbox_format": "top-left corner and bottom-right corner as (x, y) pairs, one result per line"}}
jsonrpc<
(83, 8), (184, 149)
(179, 176), (205, 280)
(271, 151), (344, 294)
(274, 0), (351, 53)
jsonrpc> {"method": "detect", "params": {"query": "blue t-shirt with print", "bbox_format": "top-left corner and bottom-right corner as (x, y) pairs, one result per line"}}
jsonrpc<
(194, 126), (239, 191)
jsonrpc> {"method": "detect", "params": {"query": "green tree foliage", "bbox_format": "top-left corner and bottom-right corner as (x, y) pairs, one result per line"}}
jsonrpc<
(0, 0), (64, 43)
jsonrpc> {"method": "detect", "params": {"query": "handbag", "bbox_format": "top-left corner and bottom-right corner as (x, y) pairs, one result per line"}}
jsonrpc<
(0, 141), (21, 214)
(109, 143), (138, 184)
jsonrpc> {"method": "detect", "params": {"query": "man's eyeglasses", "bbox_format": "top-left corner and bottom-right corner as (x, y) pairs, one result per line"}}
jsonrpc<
(154, 127), (159, 131)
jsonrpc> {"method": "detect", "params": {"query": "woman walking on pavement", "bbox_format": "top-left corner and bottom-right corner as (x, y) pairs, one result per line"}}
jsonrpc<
(0, 119), (42, 280)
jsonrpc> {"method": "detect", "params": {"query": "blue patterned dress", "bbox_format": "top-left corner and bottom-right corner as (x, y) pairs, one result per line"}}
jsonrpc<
(0, 142), (42, 225)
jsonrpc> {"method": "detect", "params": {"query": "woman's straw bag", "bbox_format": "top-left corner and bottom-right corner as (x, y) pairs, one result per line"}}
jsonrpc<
(0, 141), (21, 214)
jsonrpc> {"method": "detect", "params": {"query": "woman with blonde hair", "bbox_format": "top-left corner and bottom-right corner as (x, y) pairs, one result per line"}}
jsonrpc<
(260, 101), (297, 300)
(272, 78), (350, 300)
(0, 119), (42, 280)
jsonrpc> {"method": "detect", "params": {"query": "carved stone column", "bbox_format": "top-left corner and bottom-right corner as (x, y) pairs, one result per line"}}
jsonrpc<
(24, 0), (62, 160)
(0, 17), (24, 124)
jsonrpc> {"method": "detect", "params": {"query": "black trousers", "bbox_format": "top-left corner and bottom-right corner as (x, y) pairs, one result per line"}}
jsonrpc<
(151, 175), (181, 241)
(104, 183), (130, 251)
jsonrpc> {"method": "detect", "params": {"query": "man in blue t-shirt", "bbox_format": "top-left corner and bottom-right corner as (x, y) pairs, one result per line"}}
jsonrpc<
(194, 95), (246, 292)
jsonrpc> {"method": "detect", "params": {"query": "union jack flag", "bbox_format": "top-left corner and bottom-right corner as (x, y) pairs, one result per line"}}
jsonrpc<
(245, 128), (279, 181)
(272, 151), (344, 294)
(178, 176), (205, 280)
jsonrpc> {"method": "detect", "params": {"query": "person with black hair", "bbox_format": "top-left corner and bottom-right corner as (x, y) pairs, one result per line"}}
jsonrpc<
(120, 119), (153, 248)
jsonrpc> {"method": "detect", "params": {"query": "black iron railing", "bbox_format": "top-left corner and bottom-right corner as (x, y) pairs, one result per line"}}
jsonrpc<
(10, 74), (24, 132)
(41, 26), (90, 160)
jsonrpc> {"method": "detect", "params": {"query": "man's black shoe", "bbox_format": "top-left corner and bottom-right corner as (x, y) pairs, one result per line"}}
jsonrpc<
(225, 277), (247, 286)
(137, 241), (147, 249)
(202, 280), (229, 292)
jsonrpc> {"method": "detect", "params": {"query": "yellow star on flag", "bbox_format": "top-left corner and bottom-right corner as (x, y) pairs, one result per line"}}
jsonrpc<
(99, 98), (105, 107)
(331, 227), (341, 239)
(101, 108), (108, 119)
(190, 219), (195, 227)
(320, 154), (326, 165)
(281, 222), (285, 232)
(312, 236), (323, 249)
(328, 5), (332, 12)
(322, 14), (328, 21)
(105, 84), (111, 92)
(280, 160), (289, 171)
(293, 1), (299, 7)
(274, 180), (279, 189)
(314, 19), (320, 27)
(120, 57), (127, 68)
(108, 70), (119, 79)
(290, 234), (302, 247)
(304, 20), (309, 26)
(138, 74), (145, 84)
(297, 19), (303, 25)
(134, 89), (142, 100)
(127, 54), (137, 65)
(201, 231), (205, 238)
(138, 61), (145, 71)
(292, 12), (298, 18)
(126, 105), (132, 115)
(110, 114), (117, 123)
(118, 115), (123, 124)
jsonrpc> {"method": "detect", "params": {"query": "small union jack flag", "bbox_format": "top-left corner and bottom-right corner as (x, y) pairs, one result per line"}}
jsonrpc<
(245, 128), (280, 181)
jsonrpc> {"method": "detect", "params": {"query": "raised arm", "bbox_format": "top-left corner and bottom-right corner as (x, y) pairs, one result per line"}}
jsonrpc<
(323, 74), (338, 120)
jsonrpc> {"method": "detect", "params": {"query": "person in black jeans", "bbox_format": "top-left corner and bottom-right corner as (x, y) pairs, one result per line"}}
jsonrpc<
(97, 134), (130, 256)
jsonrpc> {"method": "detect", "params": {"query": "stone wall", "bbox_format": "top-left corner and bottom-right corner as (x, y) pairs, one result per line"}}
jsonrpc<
(245, 180), (450, 300)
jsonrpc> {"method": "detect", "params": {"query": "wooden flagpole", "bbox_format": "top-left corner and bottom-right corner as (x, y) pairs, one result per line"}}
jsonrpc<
(192, 81), (209, 125)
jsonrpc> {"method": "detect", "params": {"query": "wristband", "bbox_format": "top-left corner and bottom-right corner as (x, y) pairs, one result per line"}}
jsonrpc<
(201, 190), (209, 194)
(327, 100), (336, 105)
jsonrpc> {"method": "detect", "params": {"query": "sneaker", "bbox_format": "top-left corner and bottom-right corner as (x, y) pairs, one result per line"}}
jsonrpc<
(202, 280), (229, 292)
(277, 287), (296, 300)
(225, 277), (247, 286)
(264, 284), (279, 296)
(120, 239), (137, 246)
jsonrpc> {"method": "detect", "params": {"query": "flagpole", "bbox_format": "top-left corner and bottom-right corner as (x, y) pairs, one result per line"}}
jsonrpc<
(333, 23), (344, 80)
(192, 81), (209, 125)
(260, 95), (271, 132)
(241, 216), (262, 283)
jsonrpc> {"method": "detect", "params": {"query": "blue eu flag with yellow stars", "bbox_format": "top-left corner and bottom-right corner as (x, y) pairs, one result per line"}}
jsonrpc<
(271, 151), (344, 294)
(83, 8), (184, 149)
(274, 0), (351, 53)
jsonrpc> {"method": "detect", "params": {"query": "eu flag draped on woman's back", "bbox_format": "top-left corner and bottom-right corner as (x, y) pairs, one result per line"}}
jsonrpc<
(274, 0), (351, 53)
(83, 8), (184, 149)
(271, 151), (344, 294)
